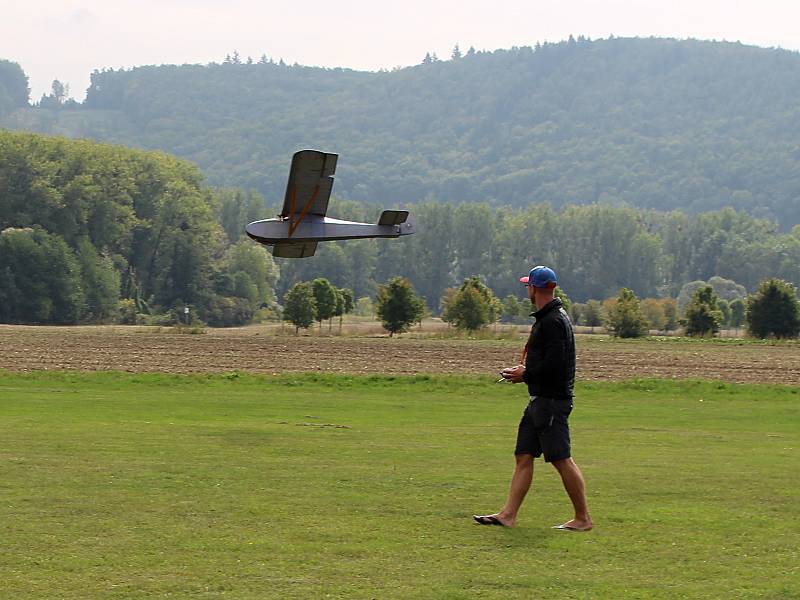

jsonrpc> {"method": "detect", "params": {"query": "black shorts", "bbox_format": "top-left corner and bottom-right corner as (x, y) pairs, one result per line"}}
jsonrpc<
(515, 396), (573, 462)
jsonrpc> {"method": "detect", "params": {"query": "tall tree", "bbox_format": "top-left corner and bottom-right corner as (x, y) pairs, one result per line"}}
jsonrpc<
(605, 288), (648, 338)
(312, 277), (338, 331)
(583, 300), (604, 332)
(683, 286), (723, 337)
(376, 277), (424, 336)
(729, 298), (746, 331)
(283, 281), (316, 334)
(746, 279), (800, 339)
(446, 286), (489, 331)
(75, 237), (120, 322)
(0, 59), (29, 115)
(0, 227), (84, 324)
(336, 287), (355, 332)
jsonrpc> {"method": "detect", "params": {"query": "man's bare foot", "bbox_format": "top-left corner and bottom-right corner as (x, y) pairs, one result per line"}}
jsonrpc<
(553, 518), (593, 531)
(473, 513), (516, 527)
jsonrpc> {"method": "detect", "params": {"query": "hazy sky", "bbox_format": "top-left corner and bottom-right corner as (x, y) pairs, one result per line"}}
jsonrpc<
(3, 0), (800, 101)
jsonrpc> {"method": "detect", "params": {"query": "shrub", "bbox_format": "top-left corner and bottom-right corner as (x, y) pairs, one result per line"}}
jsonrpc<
(447, 286), (490, 331)
(605, 288), (648, 338)
(376, 277), (425, 336)
(283, 282), (317, 334)
(683, 286), (723, 337)
(583, 300), (604, 331)
(746, 278), (800, 339)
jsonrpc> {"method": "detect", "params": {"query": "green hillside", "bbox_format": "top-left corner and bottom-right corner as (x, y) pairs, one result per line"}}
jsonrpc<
(3, 37), (800, 226)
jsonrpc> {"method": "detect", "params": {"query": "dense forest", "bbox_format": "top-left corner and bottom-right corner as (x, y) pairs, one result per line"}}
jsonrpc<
(3, 37), (800, 227)
(2, 130), (798, 325)
(0, 131), (278, 325)
(273, 199), (800, 309)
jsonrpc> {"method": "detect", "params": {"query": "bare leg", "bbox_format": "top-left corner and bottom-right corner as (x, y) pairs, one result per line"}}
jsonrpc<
(486, 454), (534, 526)
(551, 457), (593, 530)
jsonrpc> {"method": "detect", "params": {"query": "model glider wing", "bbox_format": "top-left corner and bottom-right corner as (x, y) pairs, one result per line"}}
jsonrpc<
(272, 241), (318, 258)
(281, 150), (338, 219)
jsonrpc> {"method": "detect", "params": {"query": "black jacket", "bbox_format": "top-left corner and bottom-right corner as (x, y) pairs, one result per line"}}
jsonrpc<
(522, 298), (575, 399)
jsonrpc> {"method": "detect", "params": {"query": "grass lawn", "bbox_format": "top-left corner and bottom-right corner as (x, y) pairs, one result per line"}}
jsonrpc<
(1, 371), (798, 599)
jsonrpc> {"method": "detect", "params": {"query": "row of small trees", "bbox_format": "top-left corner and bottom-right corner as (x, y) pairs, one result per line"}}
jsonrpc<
(602, 279), (800, 339)
(284, 274), (800, 340)
(282, 279), (355, 334)
(284, 276), (426, 336)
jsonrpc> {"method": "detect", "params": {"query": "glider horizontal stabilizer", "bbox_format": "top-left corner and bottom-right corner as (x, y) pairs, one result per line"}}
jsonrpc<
(378, 210), (410, 226)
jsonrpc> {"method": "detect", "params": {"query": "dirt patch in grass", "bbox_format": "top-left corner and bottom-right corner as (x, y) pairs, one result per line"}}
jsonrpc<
(1, 324), (798, 385)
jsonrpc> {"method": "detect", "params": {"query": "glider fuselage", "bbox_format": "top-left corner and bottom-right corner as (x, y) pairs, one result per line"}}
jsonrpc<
(245, 215), (415, 245)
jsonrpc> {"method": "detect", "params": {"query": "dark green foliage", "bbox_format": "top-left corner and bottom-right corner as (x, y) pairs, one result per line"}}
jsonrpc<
(311, 278), (338, 328)
(569, 302), (583, 326)
(117, 298), (139, 325)
(605, 288), (649, 338)
(678, 281), (710, 311)
(282, 282), (316, 333)
(746, 279), (800, 339)
(718, 299), (731, 327)
(502, 294), (528, 324)
(0, 130), (280, 326)
(684, 286), (723, 337)
(583, 300), (604, 330)
(218, 189), (264, 243)
(641, 299), (667, 332)
(75, 237), (120, 322)
(376, 277), (425, 336)
(339, 288), (355, 315)
(333, 287), (355, 331)
(444, 277), (503, 331)
(204, 296), (255, 327)
(231, 271), (259, 305)
(223, 239), (279, 307)
(276, 201), (800, 309)
(729, 298), (746, 330)
(0, 60), (29, 116)
(446, 287), (489, 332)
(3, 124), (800, 327)
(662, 299), (679, 331)
(0, 227), (83, 323)
(9, 38), (800, 226)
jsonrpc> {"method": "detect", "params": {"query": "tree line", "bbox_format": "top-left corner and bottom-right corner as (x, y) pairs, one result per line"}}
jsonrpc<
(2, 130), (799, 332)
(282, 274), (799, 340)
(3, 37), (800, 226)
(271, 200), (800, 312)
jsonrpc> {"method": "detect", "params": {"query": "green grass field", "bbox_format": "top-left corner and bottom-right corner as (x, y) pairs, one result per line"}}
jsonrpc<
(1, 371), (798, 599)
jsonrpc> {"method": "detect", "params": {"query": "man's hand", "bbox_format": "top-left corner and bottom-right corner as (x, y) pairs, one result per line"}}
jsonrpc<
(501, 364), (526, 383)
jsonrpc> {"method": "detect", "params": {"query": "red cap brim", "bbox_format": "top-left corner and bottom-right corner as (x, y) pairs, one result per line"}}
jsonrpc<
(519, 276), (529, 284)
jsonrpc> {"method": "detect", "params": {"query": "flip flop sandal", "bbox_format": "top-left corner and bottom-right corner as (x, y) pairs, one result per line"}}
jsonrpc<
(473, 515), (507, 526)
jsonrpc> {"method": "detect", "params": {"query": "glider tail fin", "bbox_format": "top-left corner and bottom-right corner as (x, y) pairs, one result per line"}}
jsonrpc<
(378, 210), (409, 226)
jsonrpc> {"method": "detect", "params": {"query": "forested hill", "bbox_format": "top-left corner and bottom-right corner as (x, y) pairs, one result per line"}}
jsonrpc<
(4, 37), (800, 226)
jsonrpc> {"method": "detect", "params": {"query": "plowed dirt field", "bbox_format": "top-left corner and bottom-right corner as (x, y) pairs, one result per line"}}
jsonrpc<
(1, 324), (799, 385)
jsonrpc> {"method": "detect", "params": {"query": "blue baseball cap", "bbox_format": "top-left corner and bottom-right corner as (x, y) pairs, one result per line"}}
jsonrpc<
(519, 265), (557, 288)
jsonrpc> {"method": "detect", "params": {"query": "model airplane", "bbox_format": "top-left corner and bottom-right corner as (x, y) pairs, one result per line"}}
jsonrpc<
(245, 150), (416, 258)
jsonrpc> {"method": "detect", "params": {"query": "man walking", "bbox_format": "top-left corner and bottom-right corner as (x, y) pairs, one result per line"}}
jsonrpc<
(474, 266), (593, 530)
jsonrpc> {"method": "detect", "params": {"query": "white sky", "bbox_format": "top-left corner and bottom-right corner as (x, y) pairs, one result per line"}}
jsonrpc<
(2, 0), (800, 101)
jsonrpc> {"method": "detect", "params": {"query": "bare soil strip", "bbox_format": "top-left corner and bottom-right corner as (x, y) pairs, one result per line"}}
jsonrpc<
(1, 324), (799, 385)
